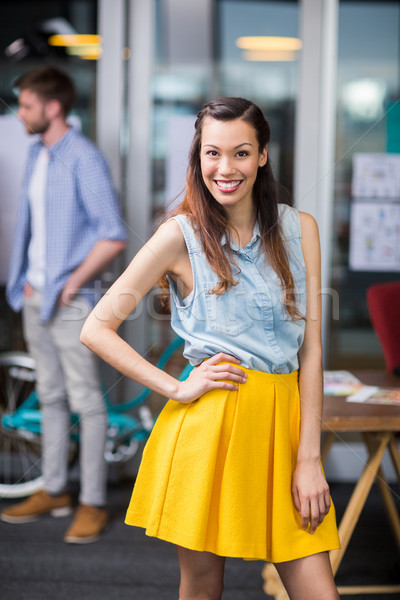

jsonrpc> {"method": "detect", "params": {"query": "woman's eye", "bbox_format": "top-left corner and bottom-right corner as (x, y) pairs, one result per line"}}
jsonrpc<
(236, 151), (249, 157)
(206, 150), (218, 157)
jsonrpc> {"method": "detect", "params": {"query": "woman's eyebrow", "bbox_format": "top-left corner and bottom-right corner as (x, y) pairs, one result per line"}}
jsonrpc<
(202, 142), (254, 149)
(234, 142), (253, 149)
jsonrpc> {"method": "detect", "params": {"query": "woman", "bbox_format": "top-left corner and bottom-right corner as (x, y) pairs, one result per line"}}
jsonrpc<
(81, 97), (340, 600)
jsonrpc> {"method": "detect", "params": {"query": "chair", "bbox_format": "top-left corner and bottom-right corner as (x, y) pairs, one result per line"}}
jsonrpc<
(366, 281), (400, 374)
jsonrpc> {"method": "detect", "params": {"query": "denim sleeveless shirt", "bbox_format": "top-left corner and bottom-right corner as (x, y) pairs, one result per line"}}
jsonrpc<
(167, 204), (306, 374)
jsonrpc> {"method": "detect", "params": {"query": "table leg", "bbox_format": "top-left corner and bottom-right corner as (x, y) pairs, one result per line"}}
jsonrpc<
(336, 584), (400, 595)
(262, 563), (289, 600)
(364, 433), (400, 553)
(388, 434), (400, 483)
(330, 432), (391, 575)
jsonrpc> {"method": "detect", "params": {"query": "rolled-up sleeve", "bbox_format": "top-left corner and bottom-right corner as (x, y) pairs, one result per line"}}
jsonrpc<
(76, 148), (127, 242)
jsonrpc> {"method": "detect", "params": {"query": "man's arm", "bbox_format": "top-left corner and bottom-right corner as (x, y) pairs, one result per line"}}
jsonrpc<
(58, 142), (128, 305)
(60, 239), (126, 305)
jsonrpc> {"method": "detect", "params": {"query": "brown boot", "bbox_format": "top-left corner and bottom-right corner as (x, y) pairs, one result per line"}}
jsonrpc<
(1, 490), (72, 523)
(64, 505), (109, 544)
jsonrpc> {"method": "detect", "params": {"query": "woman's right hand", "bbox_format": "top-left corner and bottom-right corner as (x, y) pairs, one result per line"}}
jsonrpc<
(172, 353), (248, 404)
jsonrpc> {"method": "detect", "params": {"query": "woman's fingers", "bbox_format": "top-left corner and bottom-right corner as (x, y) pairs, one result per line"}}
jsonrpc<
(298, 490), (329, 534)
(292, 463), (331, 534)
(175, 354), (247, 403)
(207, 364), (247, 382)
(201, 354), (247, 382)
(324, 488), (331, 513)
(206, 352), (241, 365)
(309, 497), (321, 534)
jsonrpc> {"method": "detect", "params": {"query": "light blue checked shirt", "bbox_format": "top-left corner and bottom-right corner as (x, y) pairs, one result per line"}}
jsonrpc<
(6, 127), (127, 322)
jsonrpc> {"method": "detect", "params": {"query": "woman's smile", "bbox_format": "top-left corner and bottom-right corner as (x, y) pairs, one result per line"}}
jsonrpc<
(215, 180), (243, 192)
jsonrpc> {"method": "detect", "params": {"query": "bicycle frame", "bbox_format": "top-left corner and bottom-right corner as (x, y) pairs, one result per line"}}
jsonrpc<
(1, 337), (192, 465)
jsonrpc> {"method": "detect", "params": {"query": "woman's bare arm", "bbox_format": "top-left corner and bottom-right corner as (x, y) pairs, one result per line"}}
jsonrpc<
(291, 211), (330, 534)
(81, 220), (247, 403)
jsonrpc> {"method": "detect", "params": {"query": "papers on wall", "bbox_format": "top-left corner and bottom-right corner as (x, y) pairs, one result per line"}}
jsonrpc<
(323, 370), (363, 396)
(349, 152), (400, 272)
(349, 202), (400, 271)
(351, 153), (400, 199)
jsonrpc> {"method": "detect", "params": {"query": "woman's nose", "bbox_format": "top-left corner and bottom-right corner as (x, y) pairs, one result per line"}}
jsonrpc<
(218, 156), (235, 176)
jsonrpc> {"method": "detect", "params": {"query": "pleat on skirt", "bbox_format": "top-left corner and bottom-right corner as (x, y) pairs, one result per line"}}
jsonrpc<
(125, 367), (340, 563)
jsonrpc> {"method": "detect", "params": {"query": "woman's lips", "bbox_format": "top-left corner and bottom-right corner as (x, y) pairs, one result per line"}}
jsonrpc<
(215, 180), (242, 193)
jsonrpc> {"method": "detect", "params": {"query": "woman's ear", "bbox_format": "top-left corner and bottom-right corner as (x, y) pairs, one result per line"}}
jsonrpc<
(259, 146), (268, 167)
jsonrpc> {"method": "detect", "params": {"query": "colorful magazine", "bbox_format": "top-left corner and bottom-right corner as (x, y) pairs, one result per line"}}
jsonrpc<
(346, 385), (400, 406)
(323, 371), (364, 396)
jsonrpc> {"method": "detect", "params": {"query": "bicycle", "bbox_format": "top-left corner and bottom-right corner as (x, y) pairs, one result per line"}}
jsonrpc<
(0, 337), (191, 499)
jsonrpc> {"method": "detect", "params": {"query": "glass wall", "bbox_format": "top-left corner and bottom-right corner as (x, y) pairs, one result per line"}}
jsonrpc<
(0, 0), (98, 352)
(329, 0), (400, 368)
(149, 0), (300, 351)
(0, 0), (98, 135)
(217, 0), (299, 193)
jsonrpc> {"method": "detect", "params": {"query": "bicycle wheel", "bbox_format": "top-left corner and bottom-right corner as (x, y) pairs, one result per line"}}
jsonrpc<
(0, 352), (44, 498)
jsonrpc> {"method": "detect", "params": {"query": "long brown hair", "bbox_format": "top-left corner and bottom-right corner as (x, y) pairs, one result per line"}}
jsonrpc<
(161, 97), (302, 319)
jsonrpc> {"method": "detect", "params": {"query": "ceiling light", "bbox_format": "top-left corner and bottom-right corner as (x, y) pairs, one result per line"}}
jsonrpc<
(66, 46), (102, 60)
(243, 50), (299, 62)
(48, 34), (102, 60)
(236, 36), (302, 51)
(48, 34), (102, 47)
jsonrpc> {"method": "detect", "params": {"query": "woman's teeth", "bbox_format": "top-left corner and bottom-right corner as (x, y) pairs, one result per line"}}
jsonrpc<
(216, 180), (241, 189)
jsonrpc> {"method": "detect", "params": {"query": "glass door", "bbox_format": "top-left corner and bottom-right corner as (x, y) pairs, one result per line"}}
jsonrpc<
(328, 0), (400, 369)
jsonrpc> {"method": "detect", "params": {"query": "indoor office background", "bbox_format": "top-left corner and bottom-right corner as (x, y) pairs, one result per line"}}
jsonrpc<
(0, 1), (400, 598)
(0, 2), (399, 417)
(0, 0), (400, 376)
(1, 0), (399, 376)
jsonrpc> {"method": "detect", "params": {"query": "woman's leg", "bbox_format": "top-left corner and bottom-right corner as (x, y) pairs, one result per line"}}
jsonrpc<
(176, 545), (226, 600)
(274, 552), (340, 600)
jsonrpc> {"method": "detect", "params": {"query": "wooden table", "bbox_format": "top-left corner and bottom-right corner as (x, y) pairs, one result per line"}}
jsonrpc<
(263, 371), (400, 598)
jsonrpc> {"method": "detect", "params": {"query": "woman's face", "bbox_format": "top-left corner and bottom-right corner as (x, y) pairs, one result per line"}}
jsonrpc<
(200, 117), (267, 214)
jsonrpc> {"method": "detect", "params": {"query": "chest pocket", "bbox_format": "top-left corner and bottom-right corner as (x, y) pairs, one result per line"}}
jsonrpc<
(204, 281), (254, 336)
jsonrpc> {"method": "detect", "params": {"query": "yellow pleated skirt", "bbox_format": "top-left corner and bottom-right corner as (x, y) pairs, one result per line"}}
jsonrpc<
(125, 367), (340, 563)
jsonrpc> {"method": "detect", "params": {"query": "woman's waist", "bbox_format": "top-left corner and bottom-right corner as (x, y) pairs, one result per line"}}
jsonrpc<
(170, 318), (303, 374)
(209, 360), (299, 381)
(197, 354), (299, 386)
(183, 339), (300, 376)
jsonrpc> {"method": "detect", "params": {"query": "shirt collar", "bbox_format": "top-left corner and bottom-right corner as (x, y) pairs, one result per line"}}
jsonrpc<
(221, 221), (261, 251)
(45, 127), (74, 158)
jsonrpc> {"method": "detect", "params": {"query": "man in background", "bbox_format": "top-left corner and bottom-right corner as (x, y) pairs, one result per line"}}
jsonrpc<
(1, 66), (127, 543)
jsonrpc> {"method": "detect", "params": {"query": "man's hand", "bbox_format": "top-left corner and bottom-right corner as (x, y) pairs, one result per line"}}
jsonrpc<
(24, 283), (34, 298)
(58, 279), (78, 307)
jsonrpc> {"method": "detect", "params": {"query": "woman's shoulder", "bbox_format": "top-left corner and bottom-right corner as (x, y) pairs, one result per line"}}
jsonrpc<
(152, 218), (186, 251)
(166, 214), (201, 253)
(277, 203), (302, 239)
(298, 210), (318, 230)
(277, 205), (319, 243)
(298, 211), (319, 244)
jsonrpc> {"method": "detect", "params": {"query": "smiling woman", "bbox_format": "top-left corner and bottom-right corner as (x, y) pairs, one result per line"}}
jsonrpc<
(80, 96), (340, 600)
